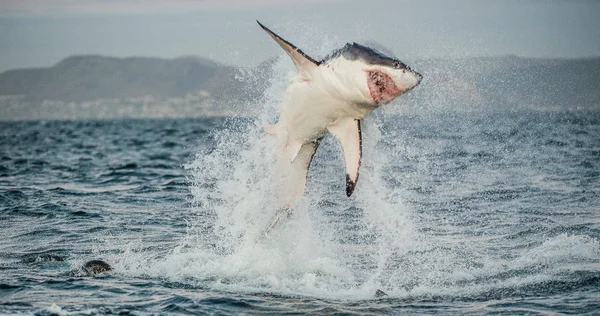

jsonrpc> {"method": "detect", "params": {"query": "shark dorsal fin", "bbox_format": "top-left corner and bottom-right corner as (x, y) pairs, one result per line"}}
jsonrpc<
(257, 21), (319, 76)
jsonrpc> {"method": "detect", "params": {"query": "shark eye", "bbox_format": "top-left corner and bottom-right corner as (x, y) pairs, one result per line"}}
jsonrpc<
(393, 61), (406, 69)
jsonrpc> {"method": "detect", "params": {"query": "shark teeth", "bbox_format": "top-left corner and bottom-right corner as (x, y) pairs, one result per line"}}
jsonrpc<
(367, 70), (400, 104)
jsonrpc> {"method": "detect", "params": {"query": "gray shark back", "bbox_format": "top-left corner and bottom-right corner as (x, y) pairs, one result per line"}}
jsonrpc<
(322, 42), (409, 70)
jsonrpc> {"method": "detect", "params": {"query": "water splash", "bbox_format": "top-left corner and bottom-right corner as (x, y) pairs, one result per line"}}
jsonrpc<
(99, 36), (600, 302)
(88, 47), (413, 298)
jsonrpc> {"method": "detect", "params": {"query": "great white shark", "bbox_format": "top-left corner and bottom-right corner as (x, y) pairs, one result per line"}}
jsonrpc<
(258, 21), (422, 212)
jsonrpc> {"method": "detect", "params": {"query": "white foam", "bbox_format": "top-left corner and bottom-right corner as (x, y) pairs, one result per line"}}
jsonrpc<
(44, 303), (97, 316)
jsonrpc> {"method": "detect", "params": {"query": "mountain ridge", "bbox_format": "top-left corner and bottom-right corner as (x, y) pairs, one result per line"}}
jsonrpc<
(1, 54), (599, 121)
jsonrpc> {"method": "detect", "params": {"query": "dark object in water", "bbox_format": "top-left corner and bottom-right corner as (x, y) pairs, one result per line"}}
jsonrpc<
(21, 254), (65, 263)
(82, 260), (112, 275)
(375, 289), (388, 298)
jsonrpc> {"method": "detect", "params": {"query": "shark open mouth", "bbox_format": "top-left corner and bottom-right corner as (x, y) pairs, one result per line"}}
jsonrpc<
(367, 70), (400, 104)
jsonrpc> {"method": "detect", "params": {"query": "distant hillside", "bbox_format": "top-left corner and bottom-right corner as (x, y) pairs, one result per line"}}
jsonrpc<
(0, 55), (273, 120)
(0, 55), (264, 103)
(0, 55), (598, 121)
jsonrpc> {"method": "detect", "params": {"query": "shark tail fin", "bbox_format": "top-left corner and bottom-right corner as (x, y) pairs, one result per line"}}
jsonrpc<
(265, 123), (301, 163)
(285, 140), (304, 163)
(273, 139), (321, 209)
(257, 21), (319, 77)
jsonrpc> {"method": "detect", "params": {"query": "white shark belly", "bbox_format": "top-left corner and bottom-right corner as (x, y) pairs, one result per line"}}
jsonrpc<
(280, 80), (335, 143)
(282, 73), (374, 136)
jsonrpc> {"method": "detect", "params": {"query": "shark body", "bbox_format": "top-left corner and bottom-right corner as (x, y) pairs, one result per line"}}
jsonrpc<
(258, 21), (422, 206)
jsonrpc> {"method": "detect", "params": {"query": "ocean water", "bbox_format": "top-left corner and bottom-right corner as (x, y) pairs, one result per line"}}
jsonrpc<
(0, 52), (599, 315)
(1, 106), (599, 314)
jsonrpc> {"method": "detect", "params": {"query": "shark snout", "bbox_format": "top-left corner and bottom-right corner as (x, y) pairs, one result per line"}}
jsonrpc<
(407, 70), (422, 91)
(401, 70), (422, 92)
(415, 71), (423, 85)
(407, 68), (422, 86)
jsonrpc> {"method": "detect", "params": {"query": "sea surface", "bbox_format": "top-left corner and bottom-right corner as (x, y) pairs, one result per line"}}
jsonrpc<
(1, 106), (599, 315)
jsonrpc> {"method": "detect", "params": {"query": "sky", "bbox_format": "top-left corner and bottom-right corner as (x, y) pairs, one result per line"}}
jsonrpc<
(0, 0), (599, 72)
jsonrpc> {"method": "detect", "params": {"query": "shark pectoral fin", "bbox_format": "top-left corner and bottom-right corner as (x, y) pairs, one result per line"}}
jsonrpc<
(257, 21), (319, 77)
(328, 118), (362, 197)
(285, 140), (304, 163)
